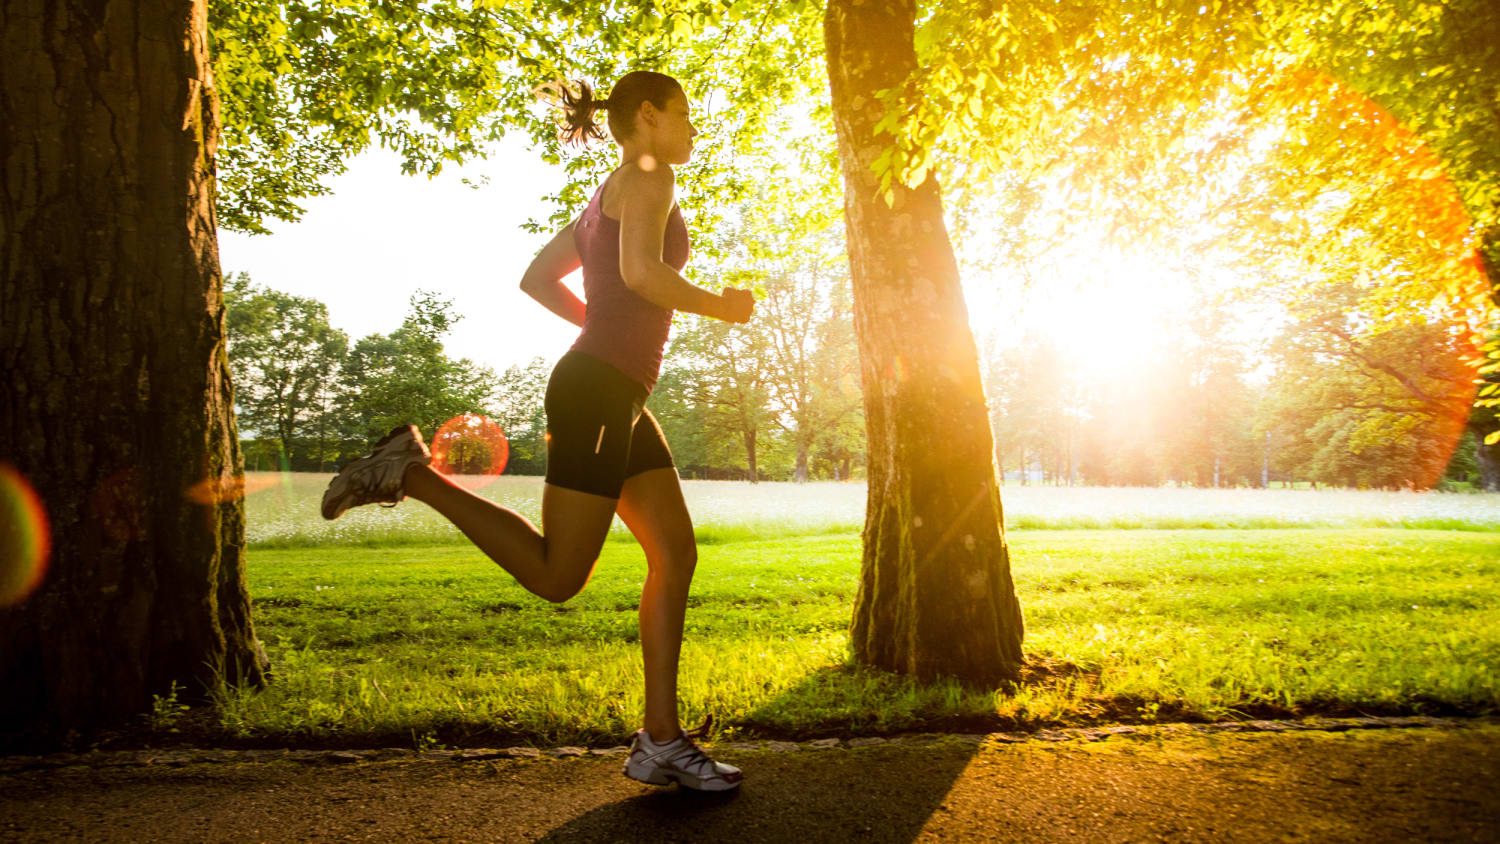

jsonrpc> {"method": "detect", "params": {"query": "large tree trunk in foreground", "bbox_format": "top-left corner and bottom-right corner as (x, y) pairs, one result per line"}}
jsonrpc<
(0, 0), (268, 732)
(824, 0), (1024, 685)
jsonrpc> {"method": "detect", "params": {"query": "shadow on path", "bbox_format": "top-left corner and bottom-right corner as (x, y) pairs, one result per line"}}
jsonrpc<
(3, 725), (1497, 842)
(538, 743), (977, 842)
(536, 664), (982, 841)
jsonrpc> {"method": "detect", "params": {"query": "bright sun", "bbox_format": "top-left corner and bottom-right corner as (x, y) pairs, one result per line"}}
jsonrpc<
(963, 240), (1214, 380)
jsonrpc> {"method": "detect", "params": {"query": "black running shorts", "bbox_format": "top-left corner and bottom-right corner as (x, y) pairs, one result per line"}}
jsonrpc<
(544, 350), (674, 498)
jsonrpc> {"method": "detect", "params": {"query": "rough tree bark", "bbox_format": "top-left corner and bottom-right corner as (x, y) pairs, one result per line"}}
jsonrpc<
(0, 0), (268, 730)
(824, 0), (1024, 685)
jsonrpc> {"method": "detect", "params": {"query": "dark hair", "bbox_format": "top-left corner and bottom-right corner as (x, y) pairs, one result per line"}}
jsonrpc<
(559, 71), (684, 147)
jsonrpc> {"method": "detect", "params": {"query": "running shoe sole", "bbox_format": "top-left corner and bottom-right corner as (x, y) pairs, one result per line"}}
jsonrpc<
(320, 425), (424, 520)
(623, 762), (741, 791)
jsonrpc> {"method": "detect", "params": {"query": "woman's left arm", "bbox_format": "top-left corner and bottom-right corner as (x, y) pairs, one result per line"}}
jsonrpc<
(519, 222), (587, 327)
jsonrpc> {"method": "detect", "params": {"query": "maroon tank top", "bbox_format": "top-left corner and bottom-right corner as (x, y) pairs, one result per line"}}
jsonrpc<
(569, 172), (690, 392)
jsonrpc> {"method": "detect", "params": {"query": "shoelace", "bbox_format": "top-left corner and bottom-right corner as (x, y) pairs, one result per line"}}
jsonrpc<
(669, 715), (723, 777)
(683, 714), (713, 740)
(347, 449), (408, 507)
(643, 715), (721, 778)
(346, 462), (399, 507)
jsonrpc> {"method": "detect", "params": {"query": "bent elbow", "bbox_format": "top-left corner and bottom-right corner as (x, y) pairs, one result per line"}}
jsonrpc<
(620, 269), (650, 296)
(620, 260), (659, 297)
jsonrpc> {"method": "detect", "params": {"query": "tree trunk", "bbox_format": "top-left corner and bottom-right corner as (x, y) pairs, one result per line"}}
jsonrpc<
(795, 438), (810, 483)
(744, 429), (759, 483)
(824, 0), (1024, 685)
(0, 0), (268, 732)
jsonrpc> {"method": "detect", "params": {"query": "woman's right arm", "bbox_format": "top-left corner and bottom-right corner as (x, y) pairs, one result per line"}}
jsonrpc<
(519, 222), (587, 327)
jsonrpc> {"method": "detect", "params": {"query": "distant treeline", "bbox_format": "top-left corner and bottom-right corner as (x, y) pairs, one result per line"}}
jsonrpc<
(228, 268), (1498, 490)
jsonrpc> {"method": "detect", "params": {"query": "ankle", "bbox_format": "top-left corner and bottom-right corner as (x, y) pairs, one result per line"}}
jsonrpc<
(644, 725), (682, 745)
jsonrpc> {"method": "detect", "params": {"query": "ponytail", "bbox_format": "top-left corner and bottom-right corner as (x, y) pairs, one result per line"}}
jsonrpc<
(554, 71), (685, 147)
(559, 80), (608, 147)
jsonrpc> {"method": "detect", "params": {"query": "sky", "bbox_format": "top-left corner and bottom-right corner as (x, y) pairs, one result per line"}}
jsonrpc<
(218, 136), (585, 374)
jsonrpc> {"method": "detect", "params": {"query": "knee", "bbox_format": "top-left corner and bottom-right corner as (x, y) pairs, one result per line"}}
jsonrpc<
(536, 573), (588, 604)
(651, 542), (698, 588)
(535, 562), (595, 604)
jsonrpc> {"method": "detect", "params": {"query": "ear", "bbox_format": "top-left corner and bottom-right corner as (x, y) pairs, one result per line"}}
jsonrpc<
(639, 100), (660, 128)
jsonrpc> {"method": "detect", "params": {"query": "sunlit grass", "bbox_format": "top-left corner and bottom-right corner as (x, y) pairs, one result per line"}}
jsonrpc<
(244, 473), (1500, 548)
(219, 529), (1500, 747)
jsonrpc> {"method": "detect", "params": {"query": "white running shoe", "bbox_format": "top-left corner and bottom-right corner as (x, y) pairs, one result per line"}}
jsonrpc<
(320, 425), (432, 520)
(623, 716), (743, 792)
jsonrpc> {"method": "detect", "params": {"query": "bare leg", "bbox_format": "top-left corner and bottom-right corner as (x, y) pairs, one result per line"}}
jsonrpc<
(615, 466), (698, 743)
(402, 465), (618, 603)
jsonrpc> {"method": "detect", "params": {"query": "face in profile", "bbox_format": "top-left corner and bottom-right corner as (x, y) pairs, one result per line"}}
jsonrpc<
(651, 91), (698, 165)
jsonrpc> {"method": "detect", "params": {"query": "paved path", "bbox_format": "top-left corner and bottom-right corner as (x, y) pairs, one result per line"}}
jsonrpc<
(4, 725), (1497, 842)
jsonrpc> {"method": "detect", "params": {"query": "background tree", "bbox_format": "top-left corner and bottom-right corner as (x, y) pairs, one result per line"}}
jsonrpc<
(341, 292), (496, 443)
(661, 310), (777, 482)
(1262, 288), (1480, 490)
(489, 357), (551, 476)
(694, 181), (863, 483)
(1159, 299), (1260, 488)
(807, 276), (867, 481)
(757, 243), (861, 483)
(648, 367), (729, 480)
(224, 272), (349, 467)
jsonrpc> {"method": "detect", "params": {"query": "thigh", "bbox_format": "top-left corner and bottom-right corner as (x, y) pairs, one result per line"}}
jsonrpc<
(544, 351), (647, 499)
(615, 467), (696, 570)
(540, 481), (619, 579)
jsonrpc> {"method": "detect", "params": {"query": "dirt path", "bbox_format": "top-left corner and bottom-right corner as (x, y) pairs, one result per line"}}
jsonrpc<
(4, 725), (1497, 842)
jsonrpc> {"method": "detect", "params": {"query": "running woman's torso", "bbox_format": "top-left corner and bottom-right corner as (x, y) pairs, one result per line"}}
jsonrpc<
(569, 170), (690, 393)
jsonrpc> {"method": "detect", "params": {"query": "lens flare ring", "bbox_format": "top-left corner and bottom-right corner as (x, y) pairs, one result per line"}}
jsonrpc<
(0, 464), (51, 608)
(429, 413), (510, 491)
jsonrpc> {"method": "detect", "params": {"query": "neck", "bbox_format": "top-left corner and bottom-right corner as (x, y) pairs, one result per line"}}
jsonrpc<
(618, 142), (662, 170)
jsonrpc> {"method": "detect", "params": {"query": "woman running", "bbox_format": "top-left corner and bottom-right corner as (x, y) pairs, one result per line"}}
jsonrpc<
(319, 71), (753, 792)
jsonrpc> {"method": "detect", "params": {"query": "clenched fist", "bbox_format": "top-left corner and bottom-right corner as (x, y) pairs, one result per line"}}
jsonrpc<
(718, 287), (755, 324)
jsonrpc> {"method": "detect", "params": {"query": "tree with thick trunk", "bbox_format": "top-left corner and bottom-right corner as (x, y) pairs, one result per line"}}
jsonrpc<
(0, 0), (267, 730)
(824, 0), (1024, 685)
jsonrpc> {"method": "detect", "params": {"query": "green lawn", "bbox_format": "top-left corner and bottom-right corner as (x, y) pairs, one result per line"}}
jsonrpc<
(216, 528), (1500, 748)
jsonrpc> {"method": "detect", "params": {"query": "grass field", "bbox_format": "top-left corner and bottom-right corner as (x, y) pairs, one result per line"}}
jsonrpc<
(218, 504), (1500, 747)
(244, 473), (1500, 548)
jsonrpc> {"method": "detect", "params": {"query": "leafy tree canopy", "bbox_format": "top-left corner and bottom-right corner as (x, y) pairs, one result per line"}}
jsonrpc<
(210, 0), (823, 238)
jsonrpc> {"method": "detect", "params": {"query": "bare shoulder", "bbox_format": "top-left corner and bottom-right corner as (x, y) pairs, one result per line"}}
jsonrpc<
(616, 162), (675, 209)
(601, 162), (674, 220)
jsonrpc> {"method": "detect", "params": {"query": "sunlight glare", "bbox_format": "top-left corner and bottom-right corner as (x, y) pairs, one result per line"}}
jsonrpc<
(966, 246), (1200, 381)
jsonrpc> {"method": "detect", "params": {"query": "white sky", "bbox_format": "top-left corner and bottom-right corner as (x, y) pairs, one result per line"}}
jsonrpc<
(218, 136), (583, 374)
